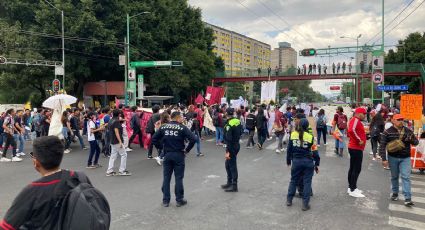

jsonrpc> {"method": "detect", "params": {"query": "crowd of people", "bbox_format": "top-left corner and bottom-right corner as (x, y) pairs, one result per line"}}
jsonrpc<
(0, 99), (423, 229)
(297, 61), (375, 76)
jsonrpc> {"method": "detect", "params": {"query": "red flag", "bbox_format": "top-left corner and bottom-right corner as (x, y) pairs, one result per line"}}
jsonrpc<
(195, 94), (204, 104)
(205, 86), (225, 105)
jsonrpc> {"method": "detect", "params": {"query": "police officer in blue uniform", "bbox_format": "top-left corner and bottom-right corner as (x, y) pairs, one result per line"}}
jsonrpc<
(221, 108), (242, 192)
(152, 111), (196, 207)
(286, 118), (320, 211)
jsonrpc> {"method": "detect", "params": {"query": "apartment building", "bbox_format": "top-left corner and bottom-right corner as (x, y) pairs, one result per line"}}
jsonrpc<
(271, 42), (297, 72)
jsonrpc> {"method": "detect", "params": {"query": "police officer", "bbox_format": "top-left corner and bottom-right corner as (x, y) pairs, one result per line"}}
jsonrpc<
(152, 111), (196, 207)
(286, 118), (320, 211)
(221, 108), (242, 192)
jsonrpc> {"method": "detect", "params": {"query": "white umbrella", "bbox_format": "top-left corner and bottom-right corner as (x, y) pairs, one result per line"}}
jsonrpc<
(42, 94), (77, 109)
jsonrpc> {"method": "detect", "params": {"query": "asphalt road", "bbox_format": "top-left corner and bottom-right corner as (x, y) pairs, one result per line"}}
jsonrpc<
(1, 133), (425, 230)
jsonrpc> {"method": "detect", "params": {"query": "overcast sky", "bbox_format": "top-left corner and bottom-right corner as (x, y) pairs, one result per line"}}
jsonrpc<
(188, 0), (425, 95)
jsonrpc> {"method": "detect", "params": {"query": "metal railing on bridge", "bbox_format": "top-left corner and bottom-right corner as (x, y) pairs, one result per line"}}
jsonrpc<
(215, 63), (424, 79)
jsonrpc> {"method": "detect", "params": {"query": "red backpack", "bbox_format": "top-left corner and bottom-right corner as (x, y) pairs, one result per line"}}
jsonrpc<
(337, 113), (347, 130)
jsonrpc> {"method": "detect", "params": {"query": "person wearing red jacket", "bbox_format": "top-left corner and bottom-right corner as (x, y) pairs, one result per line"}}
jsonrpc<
(347, 107), (367, 198)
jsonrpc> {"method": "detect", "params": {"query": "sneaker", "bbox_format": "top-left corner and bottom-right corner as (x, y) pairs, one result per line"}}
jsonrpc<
(148, 155), (153, 159)
(0, 157), (11, 162)
(118, 170), (132, 176)
(324, 143), (327, 146)
(275, 149), (281, 153)
(377, 155), (382, 160)
(16, 152), (22, 157)
(286, 200), (292, 206)
(86, 165), (96, 169)
(125, 147), (133, 152)
(267, 137), (273, 141)
(94, 164), (102, 168)
(106, 172), (117, 177)
(349, 190), (365, 198)
(372, 157), (376, 161)
(155, 157), (162, 166)
(64, 149), (71, 154)
(11, 156), (23, 162)
(83, 147), (88, 150)
(369, 151), (373, 155)
(354, 188), (363, 194)
(19, 152), (26, 156)
(246, 146), (253, 149)
(302, 204), (311, 211)
(390, 193), (399, 201)
(196, 153), (204, 157)
(404, 199), (414, 207)
(176, 199), (187, 207)
(280, 148), (287, 152)
(223, 144), (227, 148)
(162, 202), (170, 207)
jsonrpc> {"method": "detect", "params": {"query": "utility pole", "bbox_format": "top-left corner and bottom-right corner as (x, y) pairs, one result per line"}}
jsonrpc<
(125, 14), (130, 106)
(124, 37), (128, 106)
(61, 10), (65, 92)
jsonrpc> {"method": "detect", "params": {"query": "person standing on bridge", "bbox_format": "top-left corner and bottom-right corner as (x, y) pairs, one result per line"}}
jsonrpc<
(337, 62), (341, 74)
(342, 62), (346, 74)
(297, 66), (301, 75)
(348, 62), (352, 73)
(323, 64), (327, 75)
(318, 64), (322, 75)
(312, 63), (317, 74)
(332, 63), (336, 74)
(308, 64), (312, 75)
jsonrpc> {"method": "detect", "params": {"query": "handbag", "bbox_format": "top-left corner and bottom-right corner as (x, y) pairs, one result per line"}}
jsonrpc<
(387, 128), (406, 153)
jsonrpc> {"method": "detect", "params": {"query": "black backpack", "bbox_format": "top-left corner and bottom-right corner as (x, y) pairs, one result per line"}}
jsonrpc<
(212, 113), (220, 127)
(245, 114), (256, 130)
(55, 171), (110, 230)
(146, 113), (160, 134)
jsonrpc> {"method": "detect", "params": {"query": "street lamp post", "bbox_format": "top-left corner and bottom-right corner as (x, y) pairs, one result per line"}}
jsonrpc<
(100, 80), (107, 107)
(340, 34), (362, 104)
(44, 0), (65, 91)
(125, 11), (150, 106)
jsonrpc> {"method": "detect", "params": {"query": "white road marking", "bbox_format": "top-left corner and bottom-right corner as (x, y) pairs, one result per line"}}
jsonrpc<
(265, 142), (277, 150)
(411, 180), (425, 186)
(389, 216), (425, 230)
(389, 203), (425, 216)
(412, 196), (425, 204)
(410, 174), (425, 179)
(253, 156), (264, 162)
(206, 175), (220, 179)
(399, 187), (425, 195)
(206, 138), (215, 142)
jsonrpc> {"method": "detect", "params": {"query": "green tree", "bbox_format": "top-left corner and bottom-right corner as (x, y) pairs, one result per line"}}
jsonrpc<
(0, 0), (219, 106)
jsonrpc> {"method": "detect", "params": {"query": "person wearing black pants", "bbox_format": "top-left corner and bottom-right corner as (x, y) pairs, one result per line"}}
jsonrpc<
(256, 108), (267, 150)
(128, 106), (143, 149)
(221, 108), (242, 192)
(347, 108), (367, 198)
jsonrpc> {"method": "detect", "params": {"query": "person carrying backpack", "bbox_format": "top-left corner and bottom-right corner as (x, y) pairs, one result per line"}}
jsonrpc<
(315, 109), (328, 147)
(0, 136), (111, 230)
(128, 106), (143, 150)
(245, 108), (257, 148)
(146, 105), (161, 159)
(332, 106), (348, 157)
(213, 106), (224, 145)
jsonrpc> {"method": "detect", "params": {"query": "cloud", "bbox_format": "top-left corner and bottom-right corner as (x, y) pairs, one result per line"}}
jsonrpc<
(189, 0), (425, 94)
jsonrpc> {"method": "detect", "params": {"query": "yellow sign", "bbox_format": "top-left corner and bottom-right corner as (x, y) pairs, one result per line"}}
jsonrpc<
(400, 94), (422, 120)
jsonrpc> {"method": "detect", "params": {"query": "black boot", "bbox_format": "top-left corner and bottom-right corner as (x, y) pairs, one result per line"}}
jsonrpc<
(334, 147), (338, 154)
(221, 182), (231, 189)
(225, 184), (238, 192)
(302, 204), (311, 211)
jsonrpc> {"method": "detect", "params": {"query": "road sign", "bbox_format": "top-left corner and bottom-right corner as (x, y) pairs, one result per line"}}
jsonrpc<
(130, 60), (184, 68)
(372, 55), (384, 69)
(372, 72), (384, 83)
(137, 74), (144, 99)
(0, 56), (6, 64)
(55, 66), (64, 75)
(329, 86), (341, 91)
(119, 55), (125, 66)
(376, 85), (408, 91)
(128, 68), (136, 80)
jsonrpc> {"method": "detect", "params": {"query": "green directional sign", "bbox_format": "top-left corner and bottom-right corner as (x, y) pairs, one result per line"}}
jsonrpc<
(131, 60), (183, 68)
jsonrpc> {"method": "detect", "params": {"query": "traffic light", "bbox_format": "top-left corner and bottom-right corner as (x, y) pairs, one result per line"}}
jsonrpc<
(52, 79), (60, 93)
(0, 56), (6, 64)
(300, 49), (317, 56)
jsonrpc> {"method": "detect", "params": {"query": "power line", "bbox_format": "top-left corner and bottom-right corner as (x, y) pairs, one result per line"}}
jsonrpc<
(255, 0), (315, 47)
(64, 49), (117, 60)
(365, 0), (416, 45)
(370, 0), (425, 45)
(234, 0), (295, 43)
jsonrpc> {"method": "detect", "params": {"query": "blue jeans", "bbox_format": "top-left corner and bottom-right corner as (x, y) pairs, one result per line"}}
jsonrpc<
(13, 134), (25, 153)
(215, 127), (223, 144)
(73, 130), (86, 149)
(88, 140), (100, 166)
(162, 152), (185, 203)
(287, 158), (315, 206)
(388, 156), (412, 199)
(335, 129), (345, 149)
(194, 133), (201, 154)
(316, 127), (327, 145)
